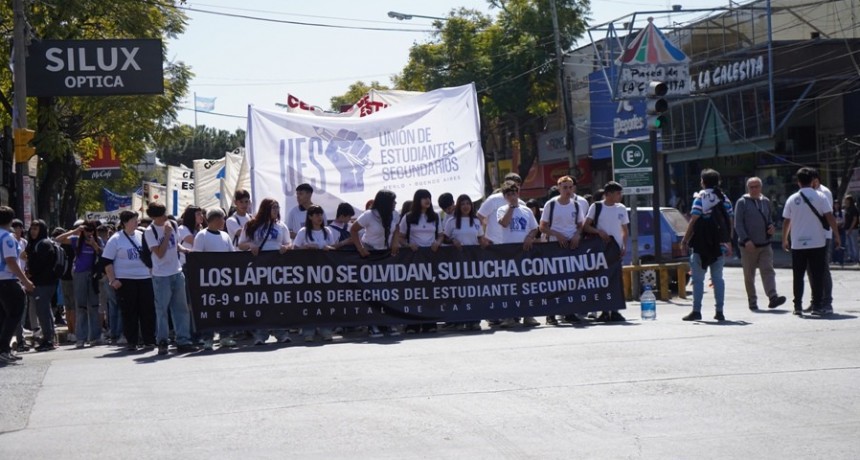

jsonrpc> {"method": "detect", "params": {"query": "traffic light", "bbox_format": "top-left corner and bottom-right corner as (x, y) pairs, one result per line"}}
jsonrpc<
(14, 128), (36, 163)
(646, 81), (668, 131)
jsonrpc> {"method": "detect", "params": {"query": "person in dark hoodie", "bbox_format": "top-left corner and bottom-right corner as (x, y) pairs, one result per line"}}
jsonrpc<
(681, 169), (734, 322)
(25, 220), (59, 351)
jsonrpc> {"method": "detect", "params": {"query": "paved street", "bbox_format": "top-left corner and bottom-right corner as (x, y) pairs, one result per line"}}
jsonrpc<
(1, 266), (859, 459)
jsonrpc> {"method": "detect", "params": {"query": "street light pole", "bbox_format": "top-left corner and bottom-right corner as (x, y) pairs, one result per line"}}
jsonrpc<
(549, 0), (575, 173)
(12, 0), (28, 218)
(387, 11), (447, 21)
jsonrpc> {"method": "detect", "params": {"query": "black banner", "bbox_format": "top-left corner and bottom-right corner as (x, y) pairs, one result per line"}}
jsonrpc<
(26, 39), (164, 96)
(185, 238), (625, 332)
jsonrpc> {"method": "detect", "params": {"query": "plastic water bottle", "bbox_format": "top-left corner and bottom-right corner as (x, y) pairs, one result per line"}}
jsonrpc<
(640, 285), (657, 320)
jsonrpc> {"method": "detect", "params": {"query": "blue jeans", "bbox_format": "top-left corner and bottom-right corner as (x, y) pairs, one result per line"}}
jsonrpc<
(102, 278), (122, 339)
(152, 272), (192, 346)
(846, 229), (858, 262)
(73, 271), (101, 342)
(690, 252), (725, 313)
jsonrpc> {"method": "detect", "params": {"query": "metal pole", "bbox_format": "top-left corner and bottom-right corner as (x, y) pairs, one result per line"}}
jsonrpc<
(651, 129), (662, 264)
(550, 0), (576, 171)
(12, 0), (28, 218)
(766, 0), (776, 136)
(194, 92), (198, 129)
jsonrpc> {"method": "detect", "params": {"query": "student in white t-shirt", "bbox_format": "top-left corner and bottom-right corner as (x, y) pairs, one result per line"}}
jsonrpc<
(444, 194), (489, 249)
(396, 189), (444, 252)
(177, 205), (204, 266)
(192, 209), (236, 350)
(103, 211), (155, 351)
(349, 190), (400, 338)
(294, 205), (337, 343)
(238, 198), (292, 345)
(395, 189), (443, 334)
(226, 189), (252, 247)
(496, 182), (540, 328)
(540, 175), (589, 249)
(286, 183), (328, 239)
(583, 181), (630, 322)
(478, 174), (526, 245)
(443, 194), (487, 331)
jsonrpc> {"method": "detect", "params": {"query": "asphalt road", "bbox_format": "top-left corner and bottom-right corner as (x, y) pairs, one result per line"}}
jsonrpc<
(1, 266), (859, 459)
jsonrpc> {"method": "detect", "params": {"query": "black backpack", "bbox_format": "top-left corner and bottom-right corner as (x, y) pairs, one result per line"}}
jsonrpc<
(44, 239), (68, 279)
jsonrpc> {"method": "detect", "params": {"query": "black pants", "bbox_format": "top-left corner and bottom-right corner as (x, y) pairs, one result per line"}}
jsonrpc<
(792, 247), (827, 311)
(117, 278), (156, 346)
(0, 280), (26, 354)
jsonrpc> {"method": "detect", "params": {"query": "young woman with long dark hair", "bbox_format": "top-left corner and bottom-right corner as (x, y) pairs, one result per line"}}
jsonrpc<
(239, 198), (292, 345)
(350, 190), (400, 338)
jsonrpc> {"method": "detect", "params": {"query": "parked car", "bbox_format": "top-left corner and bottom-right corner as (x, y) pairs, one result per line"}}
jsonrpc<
(623, 207), (690, 289)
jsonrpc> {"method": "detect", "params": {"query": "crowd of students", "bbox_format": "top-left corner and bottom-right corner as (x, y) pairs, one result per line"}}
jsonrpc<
(1, 171), (637, 363)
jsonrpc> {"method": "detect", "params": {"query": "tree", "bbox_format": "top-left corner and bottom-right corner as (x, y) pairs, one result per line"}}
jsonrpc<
(394, 1), (589, 191)
(157, 124), (246, 168)
(329, 81), (390, 112)
(0, 1), (191, 227)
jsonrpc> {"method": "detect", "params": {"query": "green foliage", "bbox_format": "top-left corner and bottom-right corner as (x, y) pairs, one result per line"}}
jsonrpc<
(157, 124), (246, 168)
(394, 0), (589, 184)
(329, 81), (390, 112)
(0, 0), (192, 227)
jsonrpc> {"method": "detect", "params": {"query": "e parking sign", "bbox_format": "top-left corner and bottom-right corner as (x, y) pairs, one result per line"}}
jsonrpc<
(612, 141), (653, 195)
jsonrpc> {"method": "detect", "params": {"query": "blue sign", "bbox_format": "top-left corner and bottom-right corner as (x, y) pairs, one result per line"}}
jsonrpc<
(589, 70), (648, 160)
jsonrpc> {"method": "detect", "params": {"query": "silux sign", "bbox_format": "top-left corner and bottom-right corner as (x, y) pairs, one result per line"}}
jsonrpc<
(26, 39), (164, 96)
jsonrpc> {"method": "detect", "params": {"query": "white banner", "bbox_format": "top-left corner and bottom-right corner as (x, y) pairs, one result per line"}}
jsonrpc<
(248, 83), (485, 217)
(131, 190), (144, 213)
(166, 165), (194, 216)
(142, 182), (167, 208)
(193, 157), (226, 211)
(221, 149), (248, 210)
(85, 210), (122, 225)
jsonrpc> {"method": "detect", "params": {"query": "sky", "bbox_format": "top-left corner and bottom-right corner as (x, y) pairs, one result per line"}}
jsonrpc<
(167, 0), (730, 133)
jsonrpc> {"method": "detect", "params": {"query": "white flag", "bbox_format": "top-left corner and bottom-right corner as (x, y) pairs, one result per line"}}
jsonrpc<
(193, 157), (226, 211)
(248, 83), (484, 217)
(166, 165), (195, 216)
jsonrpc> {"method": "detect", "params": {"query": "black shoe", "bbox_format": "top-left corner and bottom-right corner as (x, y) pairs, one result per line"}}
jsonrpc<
(36, 342), (56, 352)
(749, 305), (759, 311)
(609, 311), (626, 322)
(562, 314), (582, 323)
(595, 311), (611, 322)
(810, 309), (832, 317)
(768, 296), (786, 309)
(802, 306), (813, 313)
(682, 311), (702, 321)
(792, 310), (803, 317)
(157, 342), (169, 356)
(176, 344), (199, 353)
(714, 311), (725, 321)
(545, 316), (558, 326)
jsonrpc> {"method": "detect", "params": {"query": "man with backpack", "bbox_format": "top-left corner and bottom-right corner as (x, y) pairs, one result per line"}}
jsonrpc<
(26, 220), (63, 351)
(681, 169), (734, 322)
(582, 181), (630, 322)
(539, 175), (589, 325)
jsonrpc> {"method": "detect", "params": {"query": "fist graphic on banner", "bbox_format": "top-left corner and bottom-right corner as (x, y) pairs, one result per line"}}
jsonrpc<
(317, 127), (374, 193)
